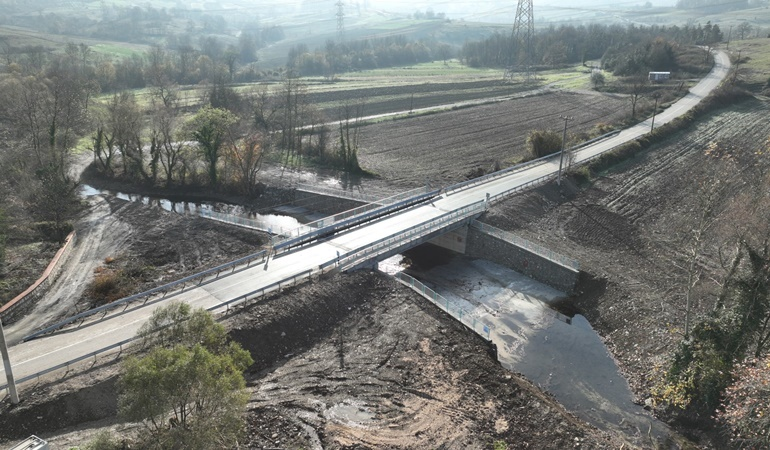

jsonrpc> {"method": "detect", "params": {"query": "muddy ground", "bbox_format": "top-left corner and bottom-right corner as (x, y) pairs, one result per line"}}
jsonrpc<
(2, 93), (766, 449)
(483, 98), (770, 447)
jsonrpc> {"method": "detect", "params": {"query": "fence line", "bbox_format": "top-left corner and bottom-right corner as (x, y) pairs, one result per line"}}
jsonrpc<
(394, 272), (493, 340)
(470, 221), (580, 271)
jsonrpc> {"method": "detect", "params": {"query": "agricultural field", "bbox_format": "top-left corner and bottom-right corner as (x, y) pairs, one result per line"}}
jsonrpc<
(356, 90), (630, 188)
(731, 37), (770, 92)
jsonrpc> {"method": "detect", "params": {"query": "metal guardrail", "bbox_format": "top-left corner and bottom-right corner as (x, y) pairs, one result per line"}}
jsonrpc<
(470, 220), (580, 271)
(2, 338), (134, 391)
(22, 188), (439, 343)
(444, 130), (621, 197)
(272, 188), (441, 255)
(296, 183), (382, 204)
(394, 272), (493, 340)
(324, 200), (487, 272)
(2, 264), (325, 392)
(22, 250), (269, 342)
(293, 186), (434, 233)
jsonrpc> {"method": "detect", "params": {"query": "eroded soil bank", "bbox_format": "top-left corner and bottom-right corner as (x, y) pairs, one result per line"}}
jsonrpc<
(1, 271), (627, 449)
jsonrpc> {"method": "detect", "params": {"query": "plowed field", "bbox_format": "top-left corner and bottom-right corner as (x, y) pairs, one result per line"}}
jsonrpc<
(358, 91), (629, 188)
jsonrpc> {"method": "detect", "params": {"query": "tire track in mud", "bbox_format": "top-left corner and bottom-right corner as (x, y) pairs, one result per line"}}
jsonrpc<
(603, 102), (769, 226)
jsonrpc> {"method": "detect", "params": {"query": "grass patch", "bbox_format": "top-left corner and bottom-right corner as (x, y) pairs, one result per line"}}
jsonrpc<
(340, 59), (501, 80)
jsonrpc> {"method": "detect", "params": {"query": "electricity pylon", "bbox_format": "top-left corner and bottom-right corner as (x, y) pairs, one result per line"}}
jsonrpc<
(505, 0), (534, 82)
(336, 0), (345, 42)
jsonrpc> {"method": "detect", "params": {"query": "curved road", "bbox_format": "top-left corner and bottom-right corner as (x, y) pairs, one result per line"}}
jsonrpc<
(0, 51), (731, 397)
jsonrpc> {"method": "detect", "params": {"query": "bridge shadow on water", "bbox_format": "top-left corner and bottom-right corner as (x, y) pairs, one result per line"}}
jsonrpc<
(385, 245), (676, 448)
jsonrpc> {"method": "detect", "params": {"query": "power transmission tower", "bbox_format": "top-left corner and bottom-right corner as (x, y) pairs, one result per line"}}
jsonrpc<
(336, 0), (345, 42)
(505, 0), (534, 82)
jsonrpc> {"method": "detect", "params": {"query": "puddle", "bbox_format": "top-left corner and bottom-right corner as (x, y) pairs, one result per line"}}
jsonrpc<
(396, 247), (672, 446)
(323, 400), (377, 428)
(81, 184), (308, 232)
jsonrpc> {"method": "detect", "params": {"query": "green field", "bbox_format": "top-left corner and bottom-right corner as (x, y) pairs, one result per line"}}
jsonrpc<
(731, 37), (770, 89)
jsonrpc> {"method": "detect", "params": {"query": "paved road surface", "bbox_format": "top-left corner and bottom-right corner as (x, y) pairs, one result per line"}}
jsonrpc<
(0, 51), (731, 395)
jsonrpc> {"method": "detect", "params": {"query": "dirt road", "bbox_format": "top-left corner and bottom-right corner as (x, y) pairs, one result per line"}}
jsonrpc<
(4, 196), (132, 344)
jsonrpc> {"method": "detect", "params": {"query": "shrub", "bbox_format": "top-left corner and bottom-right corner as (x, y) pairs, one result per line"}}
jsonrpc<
(526, 129), (562, 158)
(717, 356), (770, 449)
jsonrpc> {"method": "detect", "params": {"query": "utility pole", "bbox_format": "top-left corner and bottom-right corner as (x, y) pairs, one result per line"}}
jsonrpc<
(505, 0), (534, 82)
(650, 92), (660, 132)
(732, 48), (742, 84)
(557, 115), (573, 186)
(0, 318), (19, 404)
(336, 0), (345, 43)
(727, 25), (733, 50)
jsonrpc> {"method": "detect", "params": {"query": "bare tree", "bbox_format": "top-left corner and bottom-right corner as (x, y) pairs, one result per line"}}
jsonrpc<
(225, 133), (265, 195)
(627, 76), (648, 120)
(337, 101), (365, 173)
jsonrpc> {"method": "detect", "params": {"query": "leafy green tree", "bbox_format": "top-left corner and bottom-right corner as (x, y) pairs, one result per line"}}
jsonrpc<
(136, 301), (229, 351)
(120, 303), (253, 449)
(590, 70), (606, 89)
(185, 106), (237, 187)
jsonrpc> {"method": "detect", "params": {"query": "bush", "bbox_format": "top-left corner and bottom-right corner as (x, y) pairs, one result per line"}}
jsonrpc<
(33, 221), (73, 242)
(717, 356), (770, 449)
(526, 129), (562, 158)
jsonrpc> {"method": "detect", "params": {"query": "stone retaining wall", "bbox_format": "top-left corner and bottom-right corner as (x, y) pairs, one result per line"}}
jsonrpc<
(466, 223), (579, 294)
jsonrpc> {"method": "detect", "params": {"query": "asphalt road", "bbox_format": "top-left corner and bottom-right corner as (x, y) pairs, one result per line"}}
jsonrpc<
(0, 51), (731, 396)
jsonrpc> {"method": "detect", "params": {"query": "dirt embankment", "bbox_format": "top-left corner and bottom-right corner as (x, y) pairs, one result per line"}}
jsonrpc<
(1, 271), (624, 449)
(483, 98), (770, 445)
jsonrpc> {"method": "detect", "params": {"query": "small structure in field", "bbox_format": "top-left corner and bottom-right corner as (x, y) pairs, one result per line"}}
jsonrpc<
(649, 71), (671, 82)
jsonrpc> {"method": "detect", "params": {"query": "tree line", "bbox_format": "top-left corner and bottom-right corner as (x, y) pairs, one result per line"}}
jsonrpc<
(0, 39), (365, 251)
(287, 35), (453, 77)
(460, 22), (724, 75)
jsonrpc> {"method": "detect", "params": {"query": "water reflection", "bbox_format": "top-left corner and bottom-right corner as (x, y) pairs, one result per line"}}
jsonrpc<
(80, 184), (306, 233)
(395, 247), (672, 446)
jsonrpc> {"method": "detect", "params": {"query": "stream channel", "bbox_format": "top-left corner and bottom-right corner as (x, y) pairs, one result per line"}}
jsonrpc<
(81, 184), (674, 446)
(381, 246), (675, 447)
(79, 184), (320, 235)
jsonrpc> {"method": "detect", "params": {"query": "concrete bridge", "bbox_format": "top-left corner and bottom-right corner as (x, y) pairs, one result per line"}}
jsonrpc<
(0, 50), (730, 397)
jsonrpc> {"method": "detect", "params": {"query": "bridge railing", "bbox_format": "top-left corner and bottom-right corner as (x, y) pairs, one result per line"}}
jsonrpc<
(22, 250), (269, 342)
(2, 262), (325, 393)
(294, 186), (434, 232)
(198, 209), (295, 235)
(272, 187), (440, 255)
(394, 272), (493, 340)
(295, 183), (382, 204)
(323, 200), (486, 272)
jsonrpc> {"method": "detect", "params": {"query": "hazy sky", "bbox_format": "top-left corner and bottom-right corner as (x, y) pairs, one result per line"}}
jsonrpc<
(365, 0), (676, 22)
